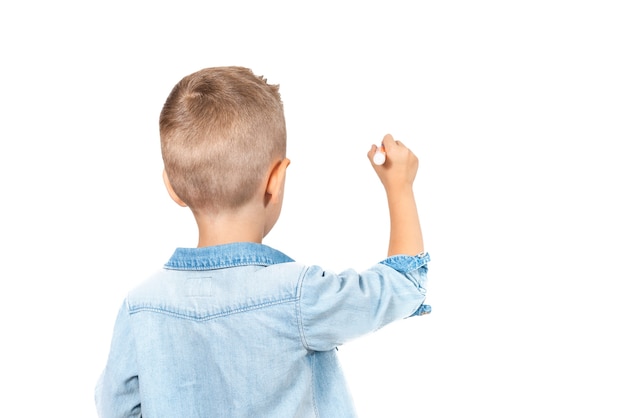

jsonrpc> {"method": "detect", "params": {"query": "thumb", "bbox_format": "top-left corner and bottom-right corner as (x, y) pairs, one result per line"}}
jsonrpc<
(367, 144), (378, 162)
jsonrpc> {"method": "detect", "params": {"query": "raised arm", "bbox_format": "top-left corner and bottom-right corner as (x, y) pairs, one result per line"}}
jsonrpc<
(367, 134), (424, 257)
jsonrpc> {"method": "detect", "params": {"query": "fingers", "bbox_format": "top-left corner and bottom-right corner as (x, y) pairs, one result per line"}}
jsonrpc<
(381, 133), (407, 152)
(369, 135), (394, 165)
(368, 134), (413, 166)
(381, 133), (395, 149)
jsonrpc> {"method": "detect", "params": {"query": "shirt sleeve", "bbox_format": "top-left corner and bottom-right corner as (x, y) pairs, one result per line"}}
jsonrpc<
(297, 252), (430, 352)
(381, 252), (432, 316)
(95, 301), (142, 418)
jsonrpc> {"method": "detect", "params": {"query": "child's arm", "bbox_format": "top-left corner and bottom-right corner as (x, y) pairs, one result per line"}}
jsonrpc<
(368, 134), (424, 257)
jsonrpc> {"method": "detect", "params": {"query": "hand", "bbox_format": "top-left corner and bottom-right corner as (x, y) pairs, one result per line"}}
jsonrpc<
(367, 134), (419, 192)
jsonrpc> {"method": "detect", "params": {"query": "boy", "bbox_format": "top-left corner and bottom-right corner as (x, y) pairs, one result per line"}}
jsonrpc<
(95, 66), (431, 417)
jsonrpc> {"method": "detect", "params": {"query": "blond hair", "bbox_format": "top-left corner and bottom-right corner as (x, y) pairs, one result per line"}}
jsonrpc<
(159, 66), (286, 212)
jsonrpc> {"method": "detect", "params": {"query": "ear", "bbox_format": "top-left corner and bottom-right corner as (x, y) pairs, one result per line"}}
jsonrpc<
(265, 158), (290, 205)
(162, 169), (187, 207)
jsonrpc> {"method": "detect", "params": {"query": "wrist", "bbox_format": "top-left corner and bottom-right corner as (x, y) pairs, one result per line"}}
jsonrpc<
(384, 179), (413, 191)
(385, 184), (415, 201)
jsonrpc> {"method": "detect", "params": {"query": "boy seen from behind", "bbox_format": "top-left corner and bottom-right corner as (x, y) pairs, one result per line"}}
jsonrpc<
(95, 66), (431, 417)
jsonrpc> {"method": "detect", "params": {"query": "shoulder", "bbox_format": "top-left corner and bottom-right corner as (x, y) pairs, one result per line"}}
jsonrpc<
(125, 268), (181, 306)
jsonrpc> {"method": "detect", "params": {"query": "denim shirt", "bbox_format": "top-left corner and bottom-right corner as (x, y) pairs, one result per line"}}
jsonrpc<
(95, 243), (430, 418)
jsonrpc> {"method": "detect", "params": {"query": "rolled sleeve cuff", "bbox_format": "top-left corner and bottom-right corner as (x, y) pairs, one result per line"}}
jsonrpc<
(411, 304), (431, 316)
(380, 252), (430, 273)
(380, 252), (431, 317)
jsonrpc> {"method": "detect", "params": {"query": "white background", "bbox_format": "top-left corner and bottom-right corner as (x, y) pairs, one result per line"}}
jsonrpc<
(1, 1), (625, 416)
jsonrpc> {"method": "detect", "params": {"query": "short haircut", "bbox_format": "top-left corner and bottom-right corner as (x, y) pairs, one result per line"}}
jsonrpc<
(159, 66), (286, 213)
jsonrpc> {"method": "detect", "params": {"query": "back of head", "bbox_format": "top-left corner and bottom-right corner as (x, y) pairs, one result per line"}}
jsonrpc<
(159, 66), (286, 213)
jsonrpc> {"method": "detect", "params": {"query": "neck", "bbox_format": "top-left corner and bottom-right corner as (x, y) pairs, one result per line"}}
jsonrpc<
(193, 205), (266, 247)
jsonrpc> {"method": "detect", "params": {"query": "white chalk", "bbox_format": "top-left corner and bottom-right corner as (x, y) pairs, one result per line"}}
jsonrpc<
(373, 146), (386, 165)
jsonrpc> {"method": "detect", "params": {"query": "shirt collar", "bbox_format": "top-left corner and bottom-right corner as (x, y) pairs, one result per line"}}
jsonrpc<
(164, 242), (294, 271)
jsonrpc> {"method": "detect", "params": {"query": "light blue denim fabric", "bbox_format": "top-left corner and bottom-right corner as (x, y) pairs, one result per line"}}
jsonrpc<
(95, 242), (430, 418)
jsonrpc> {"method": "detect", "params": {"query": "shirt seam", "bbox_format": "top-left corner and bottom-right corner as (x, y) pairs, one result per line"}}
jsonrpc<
(295, 265), (313, 352)
(128, 297), (298, 322)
